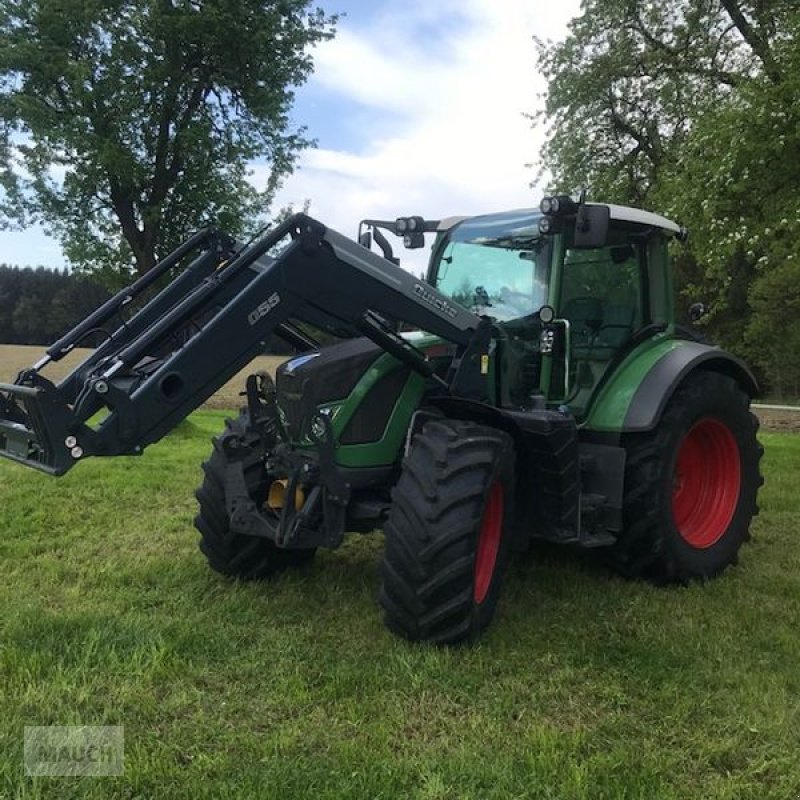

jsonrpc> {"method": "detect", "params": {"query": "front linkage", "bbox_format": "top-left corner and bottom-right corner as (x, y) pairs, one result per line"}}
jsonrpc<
(223, 372), (351, 552)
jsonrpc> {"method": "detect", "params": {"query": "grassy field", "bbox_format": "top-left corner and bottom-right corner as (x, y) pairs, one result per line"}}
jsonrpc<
(0, 410), (798, 799)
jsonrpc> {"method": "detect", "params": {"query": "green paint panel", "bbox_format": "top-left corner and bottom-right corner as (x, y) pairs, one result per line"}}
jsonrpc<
(329, 352), (426, 469)
(584, 335), (685, 432)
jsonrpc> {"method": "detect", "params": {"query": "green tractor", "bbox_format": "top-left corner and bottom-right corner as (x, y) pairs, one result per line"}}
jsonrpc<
(0, 196), (763, 644)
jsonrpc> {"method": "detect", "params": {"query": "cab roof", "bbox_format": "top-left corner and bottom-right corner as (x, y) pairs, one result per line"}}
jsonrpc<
(438, 204), (682, 237)
(601, 204), (681, 235)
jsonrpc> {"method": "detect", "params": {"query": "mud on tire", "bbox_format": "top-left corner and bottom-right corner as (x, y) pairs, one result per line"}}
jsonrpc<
(608, 371), (763, 582)
(194, 411), (315, 580)
(380, 419), (515, 645)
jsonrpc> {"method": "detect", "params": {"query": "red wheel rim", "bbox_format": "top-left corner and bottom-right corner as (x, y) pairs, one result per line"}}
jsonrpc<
(672, 418), (741, 549)
(474, 482), (504, 604)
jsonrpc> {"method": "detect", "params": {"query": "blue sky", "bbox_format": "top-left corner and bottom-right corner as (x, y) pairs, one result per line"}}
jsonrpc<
(0, 0), (580, 270)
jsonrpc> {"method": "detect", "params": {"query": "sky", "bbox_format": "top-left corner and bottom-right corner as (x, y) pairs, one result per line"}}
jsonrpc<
(0, 0), (581, 270)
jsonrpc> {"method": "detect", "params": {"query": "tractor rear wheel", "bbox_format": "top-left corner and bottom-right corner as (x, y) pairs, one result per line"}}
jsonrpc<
(380, 419), (515, 645)
(609, 371), (763, 582)
(194, 411), (316, 580)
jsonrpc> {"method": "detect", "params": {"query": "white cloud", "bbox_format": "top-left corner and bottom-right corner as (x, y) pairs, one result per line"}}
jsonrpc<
(263, 0), (581, 267)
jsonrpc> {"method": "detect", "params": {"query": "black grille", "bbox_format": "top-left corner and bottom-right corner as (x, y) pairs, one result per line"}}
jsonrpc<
(276, 383), (307, 439)
(340, 367), (411, 445)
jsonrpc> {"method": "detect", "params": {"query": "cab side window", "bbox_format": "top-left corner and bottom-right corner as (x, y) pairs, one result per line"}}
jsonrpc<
(561, 244), (642, 352)
(559, 241), (644, 416)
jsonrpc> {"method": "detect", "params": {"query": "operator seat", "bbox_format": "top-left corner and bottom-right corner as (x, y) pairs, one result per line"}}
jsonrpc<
(561, 296), (603, 350)
(599, 284), (637, 349)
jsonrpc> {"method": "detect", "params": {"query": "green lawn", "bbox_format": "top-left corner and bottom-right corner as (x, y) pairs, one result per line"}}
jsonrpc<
(1, 413), (798, 799)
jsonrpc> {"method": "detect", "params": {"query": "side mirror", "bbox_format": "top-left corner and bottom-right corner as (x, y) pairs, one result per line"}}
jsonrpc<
(359, 231), (372, 249)
(573, 204), (610, 249)
(688, 302), (707, 323)
(372, 227), (399, 265)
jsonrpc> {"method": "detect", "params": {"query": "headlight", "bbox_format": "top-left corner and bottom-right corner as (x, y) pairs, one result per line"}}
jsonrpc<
(539, 194), (577, 216)
(540, 196), (559, 215)
(310, 415), (327, 440)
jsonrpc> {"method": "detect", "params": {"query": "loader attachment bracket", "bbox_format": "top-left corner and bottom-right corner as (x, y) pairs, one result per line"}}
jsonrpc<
(0, 382), (91, 475)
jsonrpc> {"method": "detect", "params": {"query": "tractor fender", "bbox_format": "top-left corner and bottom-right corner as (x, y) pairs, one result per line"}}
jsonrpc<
(424, 396), (525, 445)
(622, 341), (758, 432)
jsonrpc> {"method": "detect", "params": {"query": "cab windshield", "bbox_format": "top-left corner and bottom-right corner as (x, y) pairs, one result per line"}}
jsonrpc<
(431, 211), (551, 321)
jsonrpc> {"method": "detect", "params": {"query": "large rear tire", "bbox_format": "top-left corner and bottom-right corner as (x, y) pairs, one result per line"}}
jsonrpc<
(380, 419), (515, 645)
(194, 411), (316, 580)
(609, 371), (763, 582)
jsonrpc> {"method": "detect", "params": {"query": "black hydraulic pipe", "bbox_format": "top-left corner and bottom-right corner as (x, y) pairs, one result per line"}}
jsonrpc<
(274, 322), (318, 353)
(356, 312), (447, 389)
(45, 227), (219, 362)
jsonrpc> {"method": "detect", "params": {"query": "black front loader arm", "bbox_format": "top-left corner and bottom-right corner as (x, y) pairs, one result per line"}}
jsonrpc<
(0, 214), (486, 475)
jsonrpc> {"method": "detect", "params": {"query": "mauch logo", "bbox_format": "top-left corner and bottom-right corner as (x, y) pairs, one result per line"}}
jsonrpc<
(24, 725), (124, 776)
(413, 284), (458, 319)
(248, 292), (281, 326)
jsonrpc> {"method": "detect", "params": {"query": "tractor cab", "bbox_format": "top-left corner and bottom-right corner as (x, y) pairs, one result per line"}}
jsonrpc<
(426, 201), (684, 419)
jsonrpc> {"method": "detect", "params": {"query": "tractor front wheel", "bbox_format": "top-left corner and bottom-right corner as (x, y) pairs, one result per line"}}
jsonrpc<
(380, 419), (515, 645)
(609, 371), (763, 582)
(194, 411), (316, 580)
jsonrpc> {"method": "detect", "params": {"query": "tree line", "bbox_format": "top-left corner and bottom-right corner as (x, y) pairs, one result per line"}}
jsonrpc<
(537, 0), (800, 398)
(0, 264), (312, 354)
(0, 265), (110, 346)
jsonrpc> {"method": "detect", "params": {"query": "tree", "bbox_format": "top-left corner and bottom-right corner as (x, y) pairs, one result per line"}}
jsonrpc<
(746, 260), (800, 399)
(535, 1), (800, 393)
(535, 1), (796, 204)
(0, 0), (336, 280)
(538, 0), (800, 203)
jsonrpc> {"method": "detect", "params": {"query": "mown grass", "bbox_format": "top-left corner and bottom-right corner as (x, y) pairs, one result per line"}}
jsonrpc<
(0, 416), (798, 799)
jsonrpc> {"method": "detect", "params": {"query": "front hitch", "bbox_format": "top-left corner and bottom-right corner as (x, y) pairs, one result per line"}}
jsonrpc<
(223, 379), (350, 550)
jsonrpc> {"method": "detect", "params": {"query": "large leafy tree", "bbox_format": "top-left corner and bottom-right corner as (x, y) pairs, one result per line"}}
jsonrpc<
(0, 0), (335, 280)
(536, 1), (800, 394)
(535, 0), (794, 203)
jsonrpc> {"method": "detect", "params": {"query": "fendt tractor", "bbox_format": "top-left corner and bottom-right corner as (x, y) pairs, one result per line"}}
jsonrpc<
(0, 197), (763, 644)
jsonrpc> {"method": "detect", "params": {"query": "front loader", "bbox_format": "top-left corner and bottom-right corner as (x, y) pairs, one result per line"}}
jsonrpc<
(0, 199), (763, 644)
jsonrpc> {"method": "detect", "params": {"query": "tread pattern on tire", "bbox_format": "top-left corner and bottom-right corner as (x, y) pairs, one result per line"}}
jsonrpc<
(608, 371), (763, 583)
(380, 419), (515, 645)
(194, 411), (315, 580)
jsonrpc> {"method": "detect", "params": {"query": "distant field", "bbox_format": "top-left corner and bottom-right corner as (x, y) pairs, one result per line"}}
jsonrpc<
(0, 344), (287, 409)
